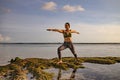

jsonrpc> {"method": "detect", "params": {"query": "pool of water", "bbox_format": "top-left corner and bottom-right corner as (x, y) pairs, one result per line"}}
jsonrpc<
(44, 63), (120, 80)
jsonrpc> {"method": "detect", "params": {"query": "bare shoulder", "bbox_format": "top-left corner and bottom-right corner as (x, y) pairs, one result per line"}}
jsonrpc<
(70, 30), (76, 32)
(59, 29), (64, 33)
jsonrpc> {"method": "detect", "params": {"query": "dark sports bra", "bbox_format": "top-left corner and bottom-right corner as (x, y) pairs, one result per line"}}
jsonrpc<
(63, 30), (72, 38)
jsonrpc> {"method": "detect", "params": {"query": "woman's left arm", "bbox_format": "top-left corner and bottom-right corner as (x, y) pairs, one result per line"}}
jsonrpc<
(71, 30), (80, 34)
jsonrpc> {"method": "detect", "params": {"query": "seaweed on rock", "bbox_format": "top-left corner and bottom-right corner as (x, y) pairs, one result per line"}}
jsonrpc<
(0, 57), (120, 80)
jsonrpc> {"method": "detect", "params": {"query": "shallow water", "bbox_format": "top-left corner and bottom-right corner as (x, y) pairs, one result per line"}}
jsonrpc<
(45, 63), (120, 80)
(0, 43), (120, 65)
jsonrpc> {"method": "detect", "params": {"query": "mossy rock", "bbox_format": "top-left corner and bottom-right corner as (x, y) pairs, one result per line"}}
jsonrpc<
(83, 57), (116, 64)
(1, 57), (120, 80)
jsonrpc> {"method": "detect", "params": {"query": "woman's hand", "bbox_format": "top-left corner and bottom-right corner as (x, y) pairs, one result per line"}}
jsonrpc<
(76, 32), (80, 34)
(47, 29), (52, 31)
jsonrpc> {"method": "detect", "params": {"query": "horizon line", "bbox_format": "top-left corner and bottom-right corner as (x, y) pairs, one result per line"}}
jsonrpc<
(0, 42), (120, 44)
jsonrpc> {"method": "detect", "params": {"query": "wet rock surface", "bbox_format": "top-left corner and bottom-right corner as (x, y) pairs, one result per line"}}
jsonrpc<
(0, 57), (120, 80)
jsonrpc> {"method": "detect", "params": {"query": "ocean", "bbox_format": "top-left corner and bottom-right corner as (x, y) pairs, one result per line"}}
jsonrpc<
(0, 43), (120, 65)
(0, 43), (120, 80)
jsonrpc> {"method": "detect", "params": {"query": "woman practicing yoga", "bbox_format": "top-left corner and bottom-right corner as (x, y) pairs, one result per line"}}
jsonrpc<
(47, 22), (80, 63)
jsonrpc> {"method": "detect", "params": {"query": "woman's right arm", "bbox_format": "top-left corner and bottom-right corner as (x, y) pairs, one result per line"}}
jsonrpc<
(47, 29), (63, 33)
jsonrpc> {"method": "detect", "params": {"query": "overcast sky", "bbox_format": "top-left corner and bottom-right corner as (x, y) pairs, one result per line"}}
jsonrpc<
(0, 0), (120, 43)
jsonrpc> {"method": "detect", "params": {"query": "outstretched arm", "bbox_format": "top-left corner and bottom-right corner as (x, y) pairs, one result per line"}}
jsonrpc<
(46, 29), (63, 33)
(71, 30), (80, 34)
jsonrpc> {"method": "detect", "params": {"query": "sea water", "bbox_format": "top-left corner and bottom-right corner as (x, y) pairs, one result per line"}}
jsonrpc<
(0, 43), (120, 80)
(0, 43), (120, 65)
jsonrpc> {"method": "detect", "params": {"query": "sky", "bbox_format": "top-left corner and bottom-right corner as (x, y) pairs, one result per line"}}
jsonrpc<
(0, 0), (120, 43)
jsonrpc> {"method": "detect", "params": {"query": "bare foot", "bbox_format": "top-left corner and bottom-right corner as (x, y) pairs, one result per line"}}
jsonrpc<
(57, 60), (63, 64)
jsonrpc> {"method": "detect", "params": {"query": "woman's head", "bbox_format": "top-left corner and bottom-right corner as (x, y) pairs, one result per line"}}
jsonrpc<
(65, 22), (70, 30)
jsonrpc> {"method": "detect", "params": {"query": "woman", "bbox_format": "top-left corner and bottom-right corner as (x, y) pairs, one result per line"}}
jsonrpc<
(47, 22), (80, 63)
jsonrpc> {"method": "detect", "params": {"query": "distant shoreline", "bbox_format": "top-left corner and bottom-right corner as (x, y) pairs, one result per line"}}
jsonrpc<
(0, 43), (120, 44)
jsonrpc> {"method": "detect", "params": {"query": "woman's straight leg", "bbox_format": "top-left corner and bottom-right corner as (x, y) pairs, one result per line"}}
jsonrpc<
(69, 43), (78, 60)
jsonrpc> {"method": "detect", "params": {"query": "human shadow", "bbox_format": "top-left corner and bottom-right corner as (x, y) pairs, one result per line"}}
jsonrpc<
(57, 68), (77, 80)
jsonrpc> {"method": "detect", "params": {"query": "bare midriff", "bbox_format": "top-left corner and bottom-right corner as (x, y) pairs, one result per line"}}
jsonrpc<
(64, 37), (72, 42)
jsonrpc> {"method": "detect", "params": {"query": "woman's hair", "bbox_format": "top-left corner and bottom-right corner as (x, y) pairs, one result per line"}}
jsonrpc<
(65, 22), (70, 28)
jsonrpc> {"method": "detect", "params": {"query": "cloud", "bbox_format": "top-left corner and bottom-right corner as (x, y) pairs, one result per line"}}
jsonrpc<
(0, 34), (11, 42)
(0, 7), (11, 14)
(62, 5), (85, 12)
(41, 2), (85, 12)
(41, 1), (57, 11)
